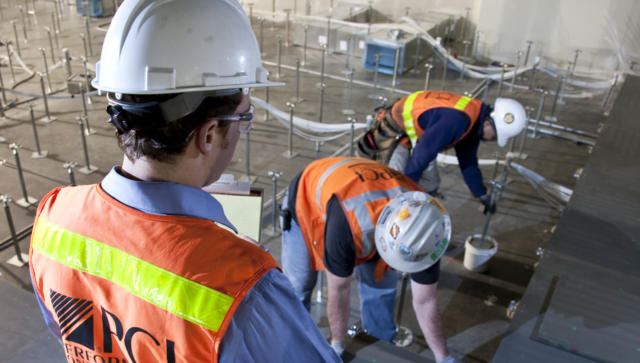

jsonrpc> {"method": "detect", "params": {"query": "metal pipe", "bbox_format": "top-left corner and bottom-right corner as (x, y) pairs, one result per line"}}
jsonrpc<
(6, 42), (16, 84)
(318, 46), (326, 122)
(41, 48), (52, 92)
(424, 63), (432, 90)
(325, 16), (331, 52)
(395, 273), (408, 324)
(601, 74), (618, 111)
(572, 49), (581, 73)
(264, 86), (270, 121)
(441, 56), (448, 90)
(79, 87), (94, 135)
(259, 17), (265, 55)
(413, 37), (421, 74)
(51, 13), (60, 48)
(497, 65), (506, 97)
(460, 62), (465, 81)
(284, 9), (290, 47)
(373, 53), (380, 91)
(244, 131), (251, 181)
(268, 170), (281, 235)
(10, 144), (32, 205)
(294, 57), (301, 103)
(40, 74), (54, 121)
(510, 51), (522, 92)
(63, 48), (72, 78)
(81, 33), (89, 61)
(303, 24), (309, 65)
(549, 76), (564, 119)
(529, 61), (538, 90)
(480, 157), (510, 242)
(29, 104), (44, 156)
(518, 106), (533, 156)
(85, 17), (93, 56)
(76, 118), (91, 170)
(0, 63), (7, 104)
(391, 46), (401, 91)
(473, 31), (480, 59)
(286, 102), (295, 157)
(12, 21), (22, 57)
(63, 162), (77, 186)
(349, 117), (355, 156)
(1, 195), (25, 264)
(46, 27), (56, 62)
(524, 40), (533, 66)
(248, 3), (254, 27)
(276, 37), (282, 79)
(19, 6), (28, 41)
(532, 90), (547, 138)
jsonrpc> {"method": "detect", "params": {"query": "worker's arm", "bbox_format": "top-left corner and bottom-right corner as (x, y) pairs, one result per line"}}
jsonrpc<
(454, 133), (486, 197)
(325, 269), (352, 344)
(219, 269), (340, 362)
(405, 111), (468, 183)
(411, 280), (449, 362)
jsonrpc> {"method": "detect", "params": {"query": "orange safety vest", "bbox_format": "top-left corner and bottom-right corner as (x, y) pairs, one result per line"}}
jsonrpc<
(390, 91), (483, 149)
(29, 184), (278, 363)
(295, 157), (422, 272)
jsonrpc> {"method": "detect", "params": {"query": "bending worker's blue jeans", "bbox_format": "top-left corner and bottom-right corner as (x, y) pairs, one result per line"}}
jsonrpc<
(280, 190), (399, 342)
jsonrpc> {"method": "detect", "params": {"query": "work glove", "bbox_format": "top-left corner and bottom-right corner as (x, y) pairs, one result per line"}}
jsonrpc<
(437, 356), (463, 363)
(479, 194), (496, 215)
(330, 340), (345, 357)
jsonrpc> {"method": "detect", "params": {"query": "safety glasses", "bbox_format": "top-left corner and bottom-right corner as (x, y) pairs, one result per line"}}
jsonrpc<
(216, 104), (255, 133)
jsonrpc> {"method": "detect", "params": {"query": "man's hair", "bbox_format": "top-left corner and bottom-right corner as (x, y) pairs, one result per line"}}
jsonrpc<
(111, 92), (243, 163)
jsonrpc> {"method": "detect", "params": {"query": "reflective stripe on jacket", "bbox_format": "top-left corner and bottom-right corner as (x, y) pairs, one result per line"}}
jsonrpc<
(29, 184), (278, 363)
(390, 91), (483, 149)
(295, 157), (421, 271)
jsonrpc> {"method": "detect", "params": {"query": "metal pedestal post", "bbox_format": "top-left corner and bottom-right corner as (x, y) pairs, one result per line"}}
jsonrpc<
(268, 170), (281, 236)
(424, 63), (433, 90)
(283, 102), (298, 159)
(2, 195), (28, 267)
(9, 144), (38, 208)
(38, 73), (57, 123)
(77, 119), (98, 174)
(29, 104), (48, 158)
(63, 161), (77, 186)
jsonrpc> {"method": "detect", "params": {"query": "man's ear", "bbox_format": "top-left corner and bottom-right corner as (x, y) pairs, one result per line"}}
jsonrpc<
(194, 119), (219, 154)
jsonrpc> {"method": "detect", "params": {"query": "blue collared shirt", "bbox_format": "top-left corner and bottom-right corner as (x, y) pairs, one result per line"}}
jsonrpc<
(35, 167), (339, 362)
(405, 104), (492, 197)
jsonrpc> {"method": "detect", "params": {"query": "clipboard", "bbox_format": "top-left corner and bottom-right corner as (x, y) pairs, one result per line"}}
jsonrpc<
(208, 187), (264, 242)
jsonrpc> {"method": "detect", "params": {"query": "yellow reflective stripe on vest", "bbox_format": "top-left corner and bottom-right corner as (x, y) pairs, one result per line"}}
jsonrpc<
(402, 92), (422, 149)
(32, 217), (233, 332)
(454, 96), (471, 111)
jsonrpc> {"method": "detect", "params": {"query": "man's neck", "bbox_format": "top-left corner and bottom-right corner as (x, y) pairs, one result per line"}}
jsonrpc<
(120, 155), (205, 188)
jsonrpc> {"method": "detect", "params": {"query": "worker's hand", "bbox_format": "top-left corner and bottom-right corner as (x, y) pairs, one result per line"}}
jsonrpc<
(479, 194), (496, 215)
(437, 356), (463, 363)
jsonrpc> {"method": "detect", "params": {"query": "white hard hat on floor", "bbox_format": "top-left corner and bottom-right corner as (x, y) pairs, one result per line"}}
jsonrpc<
(374, 191), (452, 273)
(491, 98), (527, 147)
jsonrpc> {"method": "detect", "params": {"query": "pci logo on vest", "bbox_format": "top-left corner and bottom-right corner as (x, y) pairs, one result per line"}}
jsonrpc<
(348, 162), (403, 183)
(49, 289), (176, 363)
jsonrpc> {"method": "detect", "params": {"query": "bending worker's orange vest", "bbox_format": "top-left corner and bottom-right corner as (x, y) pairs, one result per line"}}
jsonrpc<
(389, 91), (483, 148)
(29, 184), (278, 363)
(295, 157), (421, 272)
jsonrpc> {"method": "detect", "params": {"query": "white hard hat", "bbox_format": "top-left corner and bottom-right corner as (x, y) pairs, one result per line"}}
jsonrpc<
(374, 192), (452, 273)
(491, 98), (527, 147)
(92, 0), (282, 96)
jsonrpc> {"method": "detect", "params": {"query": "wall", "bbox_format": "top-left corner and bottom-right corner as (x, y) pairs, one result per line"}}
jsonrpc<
(244, 0), (640, 74)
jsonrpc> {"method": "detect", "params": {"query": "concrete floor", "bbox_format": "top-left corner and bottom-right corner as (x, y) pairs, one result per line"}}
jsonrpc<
(0, 2), (614, 362)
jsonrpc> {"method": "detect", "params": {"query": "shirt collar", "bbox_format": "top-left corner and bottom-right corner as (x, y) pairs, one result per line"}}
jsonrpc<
(100, 166), (237, 233)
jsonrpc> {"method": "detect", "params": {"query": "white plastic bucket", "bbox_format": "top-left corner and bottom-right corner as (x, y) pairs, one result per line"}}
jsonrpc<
(463, 234), (498, 272)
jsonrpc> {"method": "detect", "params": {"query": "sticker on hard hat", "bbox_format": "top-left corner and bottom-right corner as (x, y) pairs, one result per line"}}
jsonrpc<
(504, 113), (515, 124)
(390, 223), (400, 239)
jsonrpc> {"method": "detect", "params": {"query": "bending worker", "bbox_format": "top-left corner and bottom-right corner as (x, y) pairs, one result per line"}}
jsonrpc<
(359, 91), (526, 212)
(29, 1), (338, 362)
(281, 157), (461, 363)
